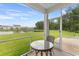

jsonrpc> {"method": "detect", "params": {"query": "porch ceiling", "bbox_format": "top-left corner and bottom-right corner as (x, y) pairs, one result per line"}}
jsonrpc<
(23, 3), (70, 13)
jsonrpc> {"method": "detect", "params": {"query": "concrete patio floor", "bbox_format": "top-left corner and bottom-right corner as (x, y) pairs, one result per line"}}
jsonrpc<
(56, 38), (79, 56)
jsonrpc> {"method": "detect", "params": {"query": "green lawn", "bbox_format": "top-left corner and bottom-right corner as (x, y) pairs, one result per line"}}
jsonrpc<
(50, 30), (79, 38)
(0, 30), (79, 56)
(0, 32), (44, 56)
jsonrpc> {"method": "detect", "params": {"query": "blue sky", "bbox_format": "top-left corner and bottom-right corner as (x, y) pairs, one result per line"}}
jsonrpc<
(0, 3), (78, 27)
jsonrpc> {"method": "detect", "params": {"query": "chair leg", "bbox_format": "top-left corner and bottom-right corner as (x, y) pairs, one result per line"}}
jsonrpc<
(49, 50), (52, 56)
(26, 54), (28, 56)
(52, 48), (54, 55)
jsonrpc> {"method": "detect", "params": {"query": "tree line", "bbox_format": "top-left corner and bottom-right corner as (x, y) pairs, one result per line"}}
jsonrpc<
(35, 5), (79, 33)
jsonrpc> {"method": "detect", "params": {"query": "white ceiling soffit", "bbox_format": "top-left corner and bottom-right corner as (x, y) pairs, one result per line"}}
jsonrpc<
(24, 3), (46, 13)
(23, 3), (70, 13)
(39, 3), (56, 9)
(47, 3), (70, 13)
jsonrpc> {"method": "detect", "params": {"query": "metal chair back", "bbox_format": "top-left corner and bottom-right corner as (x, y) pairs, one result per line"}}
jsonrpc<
(47, 36), (55, 44)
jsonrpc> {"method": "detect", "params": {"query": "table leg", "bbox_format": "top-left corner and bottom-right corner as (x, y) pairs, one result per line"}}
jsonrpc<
(46, 51), (48, 56)
(41, 51), (43, 56)
(35, 50), (39, 56)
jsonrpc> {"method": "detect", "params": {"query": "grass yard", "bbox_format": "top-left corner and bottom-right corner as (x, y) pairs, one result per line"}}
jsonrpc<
(0, 32), (44, 56)
(0, 30), (79, 56)
(50, 30), (79, 38)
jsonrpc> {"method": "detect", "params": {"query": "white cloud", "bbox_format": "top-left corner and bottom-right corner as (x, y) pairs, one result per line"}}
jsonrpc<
(6, 10), (30, 17)
(7, 13), (21, 16)
(7, 9), (22, 13)
(27, 11), (41, 16)
(0, 15), (14, 20)
(0, 8), (41, 21)
(0, 11), (31, 20)
(5, 9), (39, 19)
(7, 12), (31, 18)
(20, 17), (29, 20)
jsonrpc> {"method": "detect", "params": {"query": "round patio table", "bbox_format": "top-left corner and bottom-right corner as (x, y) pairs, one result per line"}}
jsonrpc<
(30, 40), (53, 56)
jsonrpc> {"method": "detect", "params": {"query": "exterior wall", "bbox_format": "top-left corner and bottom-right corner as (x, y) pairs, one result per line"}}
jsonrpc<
(13, 25), (21, 29)
(2, 26), (11, 30)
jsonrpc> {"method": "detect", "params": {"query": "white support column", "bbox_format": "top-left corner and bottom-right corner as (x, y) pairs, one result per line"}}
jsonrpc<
(59, 9), (63, 49)
(44, 12), (49, 40)
(44, 12), (49, 49)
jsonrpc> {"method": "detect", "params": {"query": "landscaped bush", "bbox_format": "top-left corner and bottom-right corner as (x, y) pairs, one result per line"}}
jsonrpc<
(34, 29), (43, 32)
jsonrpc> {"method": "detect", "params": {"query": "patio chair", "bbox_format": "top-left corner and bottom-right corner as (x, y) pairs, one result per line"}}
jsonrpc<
(47, 36), (55, 55)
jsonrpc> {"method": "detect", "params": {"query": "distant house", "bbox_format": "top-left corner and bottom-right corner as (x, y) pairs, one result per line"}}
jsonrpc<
(0, 25), (21, 31)
(3, 26), (12, 30)
(13, 25), (21, 29)
(0, 25), (3, 29)
(0, 25), (12, 30)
